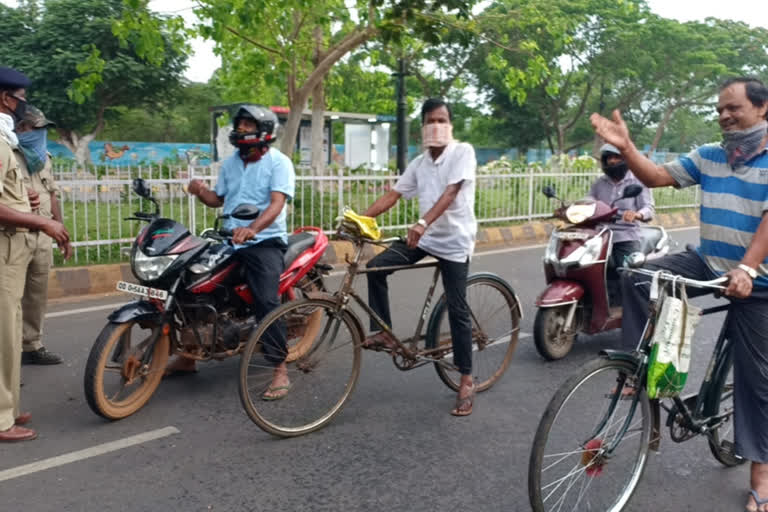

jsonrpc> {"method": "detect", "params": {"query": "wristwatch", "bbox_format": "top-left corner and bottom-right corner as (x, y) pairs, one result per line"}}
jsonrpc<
(737, 263), (758, 280)
(416, 218), (429, 229)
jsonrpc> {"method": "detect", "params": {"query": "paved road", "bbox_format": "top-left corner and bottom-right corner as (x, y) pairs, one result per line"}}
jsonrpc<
(1, 227), (750, 511)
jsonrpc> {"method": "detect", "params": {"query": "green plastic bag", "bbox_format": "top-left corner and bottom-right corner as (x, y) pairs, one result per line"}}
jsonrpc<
(646, 278), (701, 399)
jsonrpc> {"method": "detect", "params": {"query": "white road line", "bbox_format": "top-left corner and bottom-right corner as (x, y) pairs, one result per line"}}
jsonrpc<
(0, 426), (180, 483)
(45, 302), (128, 319)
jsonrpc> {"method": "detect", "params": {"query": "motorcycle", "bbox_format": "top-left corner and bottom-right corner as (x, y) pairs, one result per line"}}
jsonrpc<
(532, 184), (671, 360)
(84, 178), (331, 420)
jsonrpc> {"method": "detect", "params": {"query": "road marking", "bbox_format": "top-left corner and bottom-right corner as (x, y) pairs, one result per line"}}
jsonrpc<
(0, 426), (180, 483)
(45, 302), (128, 319)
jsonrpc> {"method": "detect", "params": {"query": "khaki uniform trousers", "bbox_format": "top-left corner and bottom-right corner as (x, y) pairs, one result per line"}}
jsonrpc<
(0, 231), (33, 430)
(21, 232), (53, 352)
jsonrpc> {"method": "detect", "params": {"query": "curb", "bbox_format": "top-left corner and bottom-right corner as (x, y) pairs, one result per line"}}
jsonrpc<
(46, 211), (699, 301)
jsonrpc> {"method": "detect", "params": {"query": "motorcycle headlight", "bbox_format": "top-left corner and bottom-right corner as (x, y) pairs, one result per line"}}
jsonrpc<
(543, 232), (559, 264)
(133, 249), (179, 281)
(560, 235), (604, 266)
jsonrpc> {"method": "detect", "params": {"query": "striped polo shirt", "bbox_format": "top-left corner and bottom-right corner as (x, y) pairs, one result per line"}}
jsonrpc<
(664, 143), (768, 287)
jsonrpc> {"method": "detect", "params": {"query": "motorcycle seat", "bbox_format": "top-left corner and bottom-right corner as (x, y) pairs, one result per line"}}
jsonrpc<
(284, 231), (317, 267)
(638, 226), (663, 255)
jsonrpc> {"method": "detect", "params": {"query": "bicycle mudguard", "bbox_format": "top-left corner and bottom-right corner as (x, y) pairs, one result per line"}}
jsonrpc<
(598, 349), (662, 451)
(108, 300), (163, 324)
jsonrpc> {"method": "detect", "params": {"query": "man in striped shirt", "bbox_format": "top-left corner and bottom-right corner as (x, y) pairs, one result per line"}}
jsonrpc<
(591, 76), (768, 512)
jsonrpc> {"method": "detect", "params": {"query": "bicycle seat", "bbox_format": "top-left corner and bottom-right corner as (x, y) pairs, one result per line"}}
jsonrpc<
(284, 231), (317, 266)
(339, 208), (381, 241)
(638, 225), (663, 255)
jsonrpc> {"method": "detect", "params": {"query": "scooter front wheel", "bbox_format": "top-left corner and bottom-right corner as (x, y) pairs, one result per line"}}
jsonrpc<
(533, 305), (578, 360)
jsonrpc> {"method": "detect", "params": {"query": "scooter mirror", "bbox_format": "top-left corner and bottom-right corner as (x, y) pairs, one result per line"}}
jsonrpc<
(231, 204), (261, 220)
(622, 184), (643, 199)
(625, 251), (646, 268)
(542, 185), (557, 199)
(132, 178), (152, 199)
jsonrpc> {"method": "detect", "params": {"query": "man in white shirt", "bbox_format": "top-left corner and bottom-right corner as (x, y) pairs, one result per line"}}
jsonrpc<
(361, 98), (478, 416)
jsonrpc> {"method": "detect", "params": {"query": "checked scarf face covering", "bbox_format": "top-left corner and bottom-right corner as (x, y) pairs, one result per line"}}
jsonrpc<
(422, 122), (453, 149)
(722, 120), (767, 169)
(17, 128), (47, 174)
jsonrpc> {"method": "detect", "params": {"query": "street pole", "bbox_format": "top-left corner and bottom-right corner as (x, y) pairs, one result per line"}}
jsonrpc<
(395, 58), (408, 174)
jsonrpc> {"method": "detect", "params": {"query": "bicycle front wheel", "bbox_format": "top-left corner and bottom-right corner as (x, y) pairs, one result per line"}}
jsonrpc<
(429, 274), (521, 392)
(529, 358), (652, 512)
(239, 298), (362, 437)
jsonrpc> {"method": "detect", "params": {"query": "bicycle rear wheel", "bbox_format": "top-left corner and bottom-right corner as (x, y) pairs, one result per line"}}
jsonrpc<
(529, 358), (652, 512)
(428, 274), (520, 392)
(705, 358), (745, 467)
(239, 298), (362, 437)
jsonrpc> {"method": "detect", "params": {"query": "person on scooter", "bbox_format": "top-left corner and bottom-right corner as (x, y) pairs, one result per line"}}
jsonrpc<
(589, 143), (654, 300)
(591, 76), (768, 512)
(174, 104), (295, 401)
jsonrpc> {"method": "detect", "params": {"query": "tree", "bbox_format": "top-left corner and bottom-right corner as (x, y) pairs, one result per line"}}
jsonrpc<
(0, 0), (188, 164)
(191, 0), (477, 174)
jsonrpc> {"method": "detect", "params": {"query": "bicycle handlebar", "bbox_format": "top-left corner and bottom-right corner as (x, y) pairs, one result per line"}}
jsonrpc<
(621, 267), (728, 290)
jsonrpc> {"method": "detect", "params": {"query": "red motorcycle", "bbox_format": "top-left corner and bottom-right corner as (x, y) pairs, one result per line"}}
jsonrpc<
(84, 178), (330, 420)
(533, 184), (671, 360)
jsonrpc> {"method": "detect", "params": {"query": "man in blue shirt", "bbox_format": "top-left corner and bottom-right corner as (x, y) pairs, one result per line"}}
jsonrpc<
(169, 104), (295, 400)
(592, 77), (768, 512)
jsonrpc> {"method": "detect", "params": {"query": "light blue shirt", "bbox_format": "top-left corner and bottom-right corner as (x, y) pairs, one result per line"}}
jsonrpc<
(214, 148), (295, 247)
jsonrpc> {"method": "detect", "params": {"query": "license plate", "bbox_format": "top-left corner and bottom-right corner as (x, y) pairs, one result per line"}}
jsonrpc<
(116, 281), (168, 300)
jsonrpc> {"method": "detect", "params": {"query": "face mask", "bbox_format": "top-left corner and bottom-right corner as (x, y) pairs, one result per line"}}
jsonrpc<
(603, 162), (628, 182)
(422, 123), (453, 148)
(722, 121), (768, 168)
(17, 128), (47, 174)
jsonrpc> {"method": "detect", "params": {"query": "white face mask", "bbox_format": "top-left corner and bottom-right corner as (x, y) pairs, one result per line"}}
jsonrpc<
(422, 122), (453, 148)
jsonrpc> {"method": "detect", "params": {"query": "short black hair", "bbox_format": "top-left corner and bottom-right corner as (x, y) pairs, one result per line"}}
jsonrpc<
(720, 76), (768, 108)
(421, 98), (452, 123)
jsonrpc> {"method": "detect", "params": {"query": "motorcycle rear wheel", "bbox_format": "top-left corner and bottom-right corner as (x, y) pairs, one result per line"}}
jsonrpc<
(84, 321), (170, 420)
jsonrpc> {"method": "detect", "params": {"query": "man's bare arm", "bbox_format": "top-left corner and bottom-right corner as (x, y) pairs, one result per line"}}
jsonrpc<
(363, 190), (401, 218)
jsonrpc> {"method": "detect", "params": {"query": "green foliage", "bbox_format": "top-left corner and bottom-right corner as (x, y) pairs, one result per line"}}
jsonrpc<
(0, 0), (188, 161)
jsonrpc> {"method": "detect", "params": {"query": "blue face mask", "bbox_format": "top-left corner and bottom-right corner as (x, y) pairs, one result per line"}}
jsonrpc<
(16, 128), (47, 174)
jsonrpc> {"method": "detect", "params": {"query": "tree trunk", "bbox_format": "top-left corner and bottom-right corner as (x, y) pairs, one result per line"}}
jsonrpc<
(649, 104), (677, 154)
(310, 79), (325, 177)
(279, 97), (307, 158)
(58, 131), (96, 167)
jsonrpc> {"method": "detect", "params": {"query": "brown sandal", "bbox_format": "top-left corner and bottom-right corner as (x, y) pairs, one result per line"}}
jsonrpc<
(361, 331), (397, 351)
(451, 383), (476, 416)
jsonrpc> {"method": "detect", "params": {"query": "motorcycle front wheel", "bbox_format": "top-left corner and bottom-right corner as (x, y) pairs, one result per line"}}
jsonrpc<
(533, 305), (579, 360)
(84, 320), (170, 420)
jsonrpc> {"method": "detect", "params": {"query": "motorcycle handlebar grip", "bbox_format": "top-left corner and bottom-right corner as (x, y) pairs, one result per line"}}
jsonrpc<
(218, 229), (233, 237)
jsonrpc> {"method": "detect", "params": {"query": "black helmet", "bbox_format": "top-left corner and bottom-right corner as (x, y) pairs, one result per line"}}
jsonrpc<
(229, 104), (278, 147)
(599, 143), (628, 181)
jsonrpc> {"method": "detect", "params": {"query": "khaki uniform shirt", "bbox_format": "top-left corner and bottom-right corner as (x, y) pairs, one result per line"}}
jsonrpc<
(14, 151), (58, 220)
(0, 140), (32, 220)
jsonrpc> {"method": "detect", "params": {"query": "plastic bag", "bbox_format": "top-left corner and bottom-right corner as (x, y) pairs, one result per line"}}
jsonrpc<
(646, 275), (701, 399)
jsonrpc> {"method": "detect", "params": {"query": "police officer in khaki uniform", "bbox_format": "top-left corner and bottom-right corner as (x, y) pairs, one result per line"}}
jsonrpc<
(15, 106), (71, 365)
(0, 67), (69, 442)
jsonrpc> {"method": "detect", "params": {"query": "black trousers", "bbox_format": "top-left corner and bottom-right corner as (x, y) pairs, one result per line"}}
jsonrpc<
(237, 238), (287, 365)
(366, 241), (473, 375)
(620, 249), (768, 462)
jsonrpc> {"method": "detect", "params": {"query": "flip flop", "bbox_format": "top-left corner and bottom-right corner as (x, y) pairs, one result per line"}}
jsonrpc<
(451, 383), (475, 417)
(361, 332), (397, 351)
(262, 383), (292, 401)
(747, 490), (768, 512)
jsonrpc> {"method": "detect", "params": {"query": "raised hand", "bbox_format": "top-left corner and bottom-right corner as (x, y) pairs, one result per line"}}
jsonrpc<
(590, 110), (632, 152)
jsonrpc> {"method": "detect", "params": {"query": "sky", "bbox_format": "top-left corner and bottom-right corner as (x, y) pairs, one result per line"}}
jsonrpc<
(1, 0), (767, 84)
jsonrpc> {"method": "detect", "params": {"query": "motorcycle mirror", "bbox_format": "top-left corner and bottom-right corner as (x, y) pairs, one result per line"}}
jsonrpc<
(542, 185), (557, 199)
(625, 251), (646, 268)
(622, 184), (643, 199)
(231, 204), (261, 220)
(132, 178), (152, 199)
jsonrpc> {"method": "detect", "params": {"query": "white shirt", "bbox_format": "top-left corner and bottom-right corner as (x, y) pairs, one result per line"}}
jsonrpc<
(394, 141), (477, 262)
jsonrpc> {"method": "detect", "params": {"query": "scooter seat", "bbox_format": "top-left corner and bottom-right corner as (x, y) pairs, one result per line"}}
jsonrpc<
(638, 226), (663, 255)
(284, 231), (317, 267)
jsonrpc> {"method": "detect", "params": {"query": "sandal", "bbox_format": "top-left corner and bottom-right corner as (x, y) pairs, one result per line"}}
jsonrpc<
(451, 383), (475, 417)
(262, 383), (292, 401)
(361, 331), (397, 351)
(747, 490), (768, 512)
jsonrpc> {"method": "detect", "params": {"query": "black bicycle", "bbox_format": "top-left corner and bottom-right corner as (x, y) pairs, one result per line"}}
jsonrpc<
(528, 268), (743, 512)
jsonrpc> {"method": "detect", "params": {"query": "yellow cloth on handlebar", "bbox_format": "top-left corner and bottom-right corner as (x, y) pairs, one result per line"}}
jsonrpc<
(340, 208), (381, 241)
